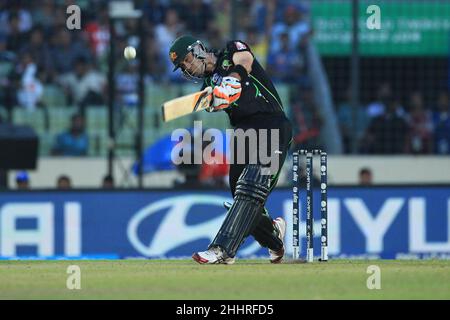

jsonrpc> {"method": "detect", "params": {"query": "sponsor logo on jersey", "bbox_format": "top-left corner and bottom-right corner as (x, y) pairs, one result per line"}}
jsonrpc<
(222, 59), (232, 71)
(235, 41), (247, 50)
(212, 73), (223, 86)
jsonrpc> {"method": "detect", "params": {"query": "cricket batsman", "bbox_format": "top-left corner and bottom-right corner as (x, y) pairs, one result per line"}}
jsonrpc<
(169, 35), (293, 264)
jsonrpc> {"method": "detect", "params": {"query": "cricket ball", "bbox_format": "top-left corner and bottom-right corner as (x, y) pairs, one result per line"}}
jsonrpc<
(124, 46), (136, 60)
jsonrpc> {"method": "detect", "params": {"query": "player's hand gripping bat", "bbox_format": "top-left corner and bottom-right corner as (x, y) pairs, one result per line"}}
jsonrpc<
(161, 87), (213, 122)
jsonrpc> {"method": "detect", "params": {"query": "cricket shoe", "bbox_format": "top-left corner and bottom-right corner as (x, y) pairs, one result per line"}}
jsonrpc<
(269, 217), (286, 263)
(192, 246), (235, 265)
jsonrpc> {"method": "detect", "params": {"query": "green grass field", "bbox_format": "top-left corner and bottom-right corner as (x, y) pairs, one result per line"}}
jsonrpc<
(0, 259), (449, 299)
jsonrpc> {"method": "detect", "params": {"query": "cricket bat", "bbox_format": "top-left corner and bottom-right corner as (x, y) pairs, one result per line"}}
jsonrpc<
(161, 87), (213, 122)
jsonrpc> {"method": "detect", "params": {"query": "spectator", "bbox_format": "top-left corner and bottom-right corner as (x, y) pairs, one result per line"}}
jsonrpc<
(366, 83), (405, 119)
(366, 83), (392, 118)
(154, 8), (185, 82)
(56, 175), (72, 189)
(0, 33), (6, 56)
(270, 4), (312, 54)
(181, 0), (214, 37)
(267, 31), (303, 83)
(19, 26), (52, 82)
(198, 152), (229, 188)
(102, 174), (115, 189)
(15, 171), (30, 190)
(361, 98), (410, 154)
(205, 24), (225, 52)
(49, 29), (90, 74)
(143, 0), (167, 25)
(249, 0), (277, 35)
(268, 0), (298, 24)
(84, 5), (110, 60)
(16, 52), (44, 111)
(175, 160), (203, 188)
(144, 33), (166, 82)
(290, 85), (323, 151)
(30, 0), (58, 34)
(58, 56), (106, 112)
(245, 26), (268, 68)
(174, 128), (230, 189)
(337, 87), (370, 153)
(359, 168), (373, 186)
(122, 18), (140, 40)
(0, 3), (33, 35)
(432, 91), (450, 154)
(173, 129), (203, 188)
(4, 12), (29, 53)
(155, 8), (184, 55)
(405, 92), (433, 154)
(116, 61), (139, 107)
(2, 56), (19, 116)
(52, 113), (89, 156)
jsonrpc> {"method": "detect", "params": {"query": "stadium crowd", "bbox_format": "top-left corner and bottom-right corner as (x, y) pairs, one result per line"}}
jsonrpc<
(0, 0), (449, 188)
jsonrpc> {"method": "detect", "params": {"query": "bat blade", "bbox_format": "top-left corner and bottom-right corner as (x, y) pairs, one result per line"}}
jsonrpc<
(161, 87), (213, 122)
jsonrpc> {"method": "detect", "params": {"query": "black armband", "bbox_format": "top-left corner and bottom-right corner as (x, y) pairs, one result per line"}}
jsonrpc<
(230, 64), (249, 82)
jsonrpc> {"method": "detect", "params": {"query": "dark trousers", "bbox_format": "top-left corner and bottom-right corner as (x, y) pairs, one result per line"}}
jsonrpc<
(228, 113), (292, 250)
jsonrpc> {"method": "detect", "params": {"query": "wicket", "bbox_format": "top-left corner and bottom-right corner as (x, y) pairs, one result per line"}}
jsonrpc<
(292, 149), (328, 262)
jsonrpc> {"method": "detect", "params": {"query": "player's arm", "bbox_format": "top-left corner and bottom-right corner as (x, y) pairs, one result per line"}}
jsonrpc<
(228, 41), (254, 82)
(229, 51), (253, 80)
(211, 41), (254, 111)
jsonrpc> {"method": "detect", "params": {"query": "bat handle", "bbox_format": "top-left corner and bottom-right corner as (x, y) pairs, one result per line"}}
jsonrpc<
(204, 87), (213, 94)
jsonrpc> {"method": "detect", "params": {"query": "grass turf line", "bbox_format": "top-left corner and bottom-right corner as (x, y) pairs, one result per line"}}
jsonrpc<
(0, 259), (449, 299)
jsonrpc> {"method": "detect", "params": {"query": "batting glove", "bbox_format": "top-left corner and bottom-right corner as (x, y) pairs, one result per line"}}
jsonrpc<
(211, 77), (242, 110)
